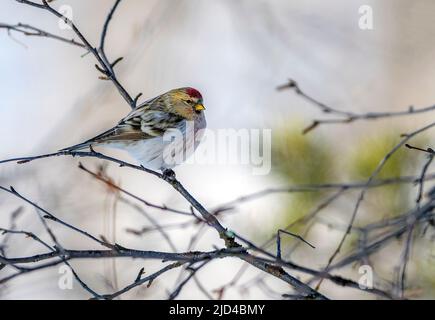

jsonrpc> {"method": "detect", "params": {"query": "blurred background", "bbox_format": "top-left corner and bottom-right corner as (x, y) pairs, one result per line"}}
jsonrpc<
(0, 0), (435, 299)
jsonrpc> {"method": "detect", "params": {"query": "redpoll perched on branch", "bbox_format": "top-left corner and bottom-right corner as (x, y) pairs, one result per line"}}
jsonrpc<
(62, 87), (206, 172)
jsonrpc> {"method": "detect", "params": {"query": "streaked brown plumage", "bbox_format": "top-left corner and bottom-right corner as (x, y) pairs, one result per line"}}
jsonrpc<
(62, 87), (206, 171)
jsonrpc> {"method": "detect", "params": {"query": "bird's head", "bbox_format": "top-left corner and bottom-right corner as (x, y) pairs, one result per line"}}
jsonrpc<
(163, 87), (205, 120)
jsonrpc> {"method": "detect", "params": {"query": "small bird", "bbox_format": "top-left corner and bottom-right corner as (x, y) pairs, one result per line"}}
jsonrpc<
(62, 87), (206, 173)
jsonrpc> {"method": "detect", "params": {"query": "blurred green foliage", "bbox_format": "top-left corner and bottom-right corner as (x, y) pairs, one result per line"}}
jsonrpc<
(271, 123), (334, 231)
(272, 126), (333, 185)
(270, 123), (425, 235)
(269, 121), (432, 295)
(347, 133), (416, 217)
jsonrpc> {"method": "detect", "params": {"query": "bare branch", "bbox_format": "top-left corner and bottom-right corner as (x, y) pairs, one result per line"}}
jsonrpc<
(278, 79), (435, 133)
(315, 121), (435, 289)
(0, 22), (85, 48)
(14, 0), (135, 108)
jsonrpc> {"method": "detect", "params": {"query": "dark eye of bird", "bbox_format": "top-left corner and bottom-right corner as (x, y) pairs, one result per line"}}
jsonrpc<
(186, 99), (193, 104)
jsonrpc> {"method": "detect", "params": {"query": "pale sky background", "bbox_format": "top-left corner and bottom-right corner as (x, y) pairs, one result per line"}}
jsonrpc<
(1, 0), (435, 299)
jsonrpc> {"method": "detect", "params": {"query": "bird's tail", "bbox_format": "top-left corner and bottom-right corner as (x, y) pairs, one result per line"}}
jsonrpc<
(59, 127), (116, 152)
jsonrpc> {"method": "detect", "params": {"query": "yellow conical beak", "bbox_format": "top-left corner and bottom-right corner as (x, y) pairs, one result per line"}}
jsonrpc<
(195, 104), (205, 111)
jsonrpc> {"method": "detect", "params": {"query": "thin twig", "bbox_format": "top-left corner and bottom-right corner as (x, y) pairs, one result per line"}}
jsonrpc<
(278, 79), (435, 134)
(0, 22), (85, 48)
(14, 0), (135, 108)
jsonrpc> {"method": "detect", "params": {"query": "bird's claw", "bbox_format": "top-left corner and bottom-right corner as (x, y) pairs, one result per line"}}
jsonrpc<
(162, 169), (176, 182)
